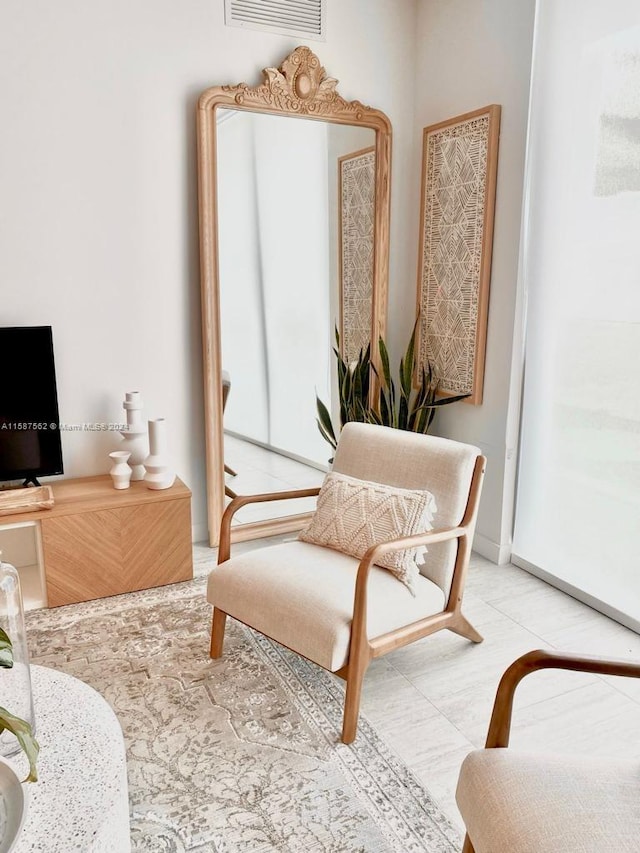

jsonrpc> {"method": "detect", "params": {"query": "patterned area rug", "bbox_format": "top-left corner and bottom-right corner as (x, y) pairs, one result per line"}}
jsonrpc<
(25, 579), (460, 852)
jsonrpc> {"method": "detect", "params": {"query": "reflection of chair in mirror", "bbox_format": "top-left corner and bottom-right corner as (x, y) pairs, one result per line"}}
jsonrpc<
(456, 649), (640, 853)
(221, 370), (237, 500)
(207, 422), (486, 743)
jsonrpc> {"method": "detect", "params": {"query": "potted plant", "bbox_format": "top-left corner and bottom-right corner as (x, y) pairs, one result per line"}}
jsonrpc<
(0, 626), (39, 783)
(316, 319), (469, 457)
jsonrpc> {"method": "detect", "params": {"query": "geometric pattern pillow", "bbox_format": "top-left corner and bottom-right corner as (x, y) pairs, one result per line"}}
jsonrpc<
(298, 472), (437, 595)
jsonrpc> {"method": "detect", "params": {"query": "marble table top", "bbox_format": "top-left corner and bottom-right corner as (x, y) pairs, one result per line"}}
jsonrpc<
(6, 665), (130, 852)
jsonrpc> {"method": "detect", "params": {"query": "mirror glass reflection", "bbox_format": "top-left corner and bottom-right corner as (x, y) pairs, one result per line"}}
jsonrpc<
(216, 108), (376, 523)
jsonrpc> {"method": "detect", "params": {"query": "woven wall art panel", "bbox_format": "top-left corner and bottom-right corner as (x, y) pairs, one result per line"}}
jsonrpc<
(339, 146), (375, 363)
(417, 105), (501, 405)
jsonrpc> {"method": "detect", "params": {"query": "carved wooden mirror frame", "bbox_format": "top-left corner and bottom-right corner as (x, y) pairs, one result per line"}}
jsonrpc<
(198, 46), (392, 547)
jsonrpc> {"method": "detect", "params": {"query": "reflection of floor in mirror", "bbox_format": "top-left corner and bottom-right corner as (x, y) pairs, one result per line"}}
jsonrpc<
(223, 434), (327, 526)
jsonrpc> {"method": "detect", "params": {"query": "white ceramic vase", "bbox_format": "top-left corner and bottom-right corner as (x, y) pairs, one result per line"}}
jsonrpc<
(143, 419), (175, 490)
(108, 451), (132, 490)
(119, 391), (147, 481)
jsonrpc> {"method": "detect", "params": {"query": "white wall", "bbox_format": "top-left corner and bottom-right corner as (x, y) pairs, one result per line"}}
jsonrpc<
(410, 0), (536, 562)
(0, 0), (418, 541)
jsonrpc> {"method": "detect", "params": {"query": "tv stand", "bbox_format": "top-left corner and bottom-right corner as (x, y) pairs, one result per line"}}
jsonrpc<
(23, 476), (42, 487)
(0, 475), (193, 608)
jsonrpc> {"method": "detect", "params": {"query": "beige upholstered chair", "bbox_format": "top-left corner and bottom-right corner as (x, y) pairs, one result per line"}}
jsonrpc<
(456, 649), (640, 852)
(207, 422), (486, 743)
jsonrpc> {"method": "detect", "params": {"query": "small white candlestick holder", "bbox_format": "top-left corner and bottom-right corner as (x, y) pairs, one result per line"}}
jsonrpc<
(119, 391), (147, 480)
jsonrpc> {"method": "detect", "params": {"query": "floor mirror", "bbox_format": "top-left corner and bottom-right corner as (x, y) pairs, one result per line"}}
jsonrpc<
(198, 46), (391, 546)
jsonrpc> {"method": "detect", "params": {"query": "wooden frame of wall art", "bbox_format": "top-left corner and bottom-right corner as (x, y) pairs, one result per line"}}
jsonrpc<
(416, 104), (501, 406)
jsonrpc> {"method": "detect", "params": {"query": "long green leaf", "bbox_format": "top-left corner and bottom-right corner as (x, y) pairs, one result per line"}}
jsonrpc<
(428, 393), (471, 406)
(316, 396), (337, 445)
(398, 396), (409, 430)
(399, 355), (411, 398)
(378, 336), (392, 389)
(0, 706), (39, 782)
(401, 324), (416, 397)
(379, 389), (390, 426)
(415, 403), (429, 434)
(358, 343), (371, 402)
(390, 377), (397, 427)
(316, 418), (337, 450)
(334, 348), (347, 393)
(353, 358), (363, 405)
(354, 398), (369, 422)
(414, 366), (431, 409)
(0, 627), (13, 669)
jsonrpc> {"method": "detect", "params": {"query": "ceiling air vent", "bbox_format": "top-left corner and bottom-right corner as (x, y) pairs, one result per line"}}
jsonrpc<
(224, 0), (326, 42)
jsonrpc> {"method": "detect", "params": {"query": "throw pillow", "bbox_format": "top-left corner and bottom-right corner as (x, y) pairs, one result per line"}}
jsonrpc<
(299, 471), (437, 594)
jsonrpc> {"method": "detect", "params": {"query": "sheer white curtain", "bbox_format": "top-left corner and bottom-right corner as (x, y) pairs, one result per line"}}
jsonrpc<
(512, 0), (640, 629)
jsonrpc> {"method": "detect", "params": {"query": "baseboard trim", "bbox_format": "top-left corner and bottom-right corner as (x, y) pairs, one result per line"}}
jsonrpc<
(191, 522), (208, 544)
(511, 554), (640, 636)
(472, 532), (511, 565)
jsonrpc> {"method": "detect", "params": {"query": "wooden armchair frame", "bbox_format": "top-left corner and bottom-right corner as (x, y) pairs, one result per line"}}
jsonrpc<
(211, 454), (486, 743)
(462, 649), (640, 853)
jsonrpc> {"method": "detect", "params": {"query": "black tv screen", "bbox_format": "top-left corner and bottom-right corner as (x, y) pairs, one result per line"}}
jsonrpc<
(0, 326), (64, 485)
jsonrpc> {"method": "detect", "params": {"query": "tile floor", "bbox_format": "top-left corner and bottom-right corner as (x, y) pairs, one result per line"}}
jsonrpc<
(201, 436), (640, 833)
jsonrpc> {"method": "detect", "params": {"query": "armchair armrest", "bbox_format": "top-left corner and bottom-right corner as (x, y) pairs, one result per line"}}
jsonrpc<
(354, 524), (465, 595)
(349, 525), (466, 647)
(485, 649), (640, 748)
(218, 487), (321, 563)
(362, 525), (465, 564)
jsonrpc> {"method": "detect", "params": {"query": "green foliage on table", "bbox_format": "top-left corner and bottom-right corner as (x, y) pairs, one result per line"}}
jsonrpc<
(0, 627), (13, 669)
(316, 320), (469, 456)
(0, 626), (39, 782)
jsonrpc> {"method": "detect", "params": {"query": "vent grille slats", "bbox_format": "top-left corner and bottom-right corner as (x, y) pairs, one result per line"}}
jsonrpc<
(225, 0), (326, 41)
(232, 8), (321, 28)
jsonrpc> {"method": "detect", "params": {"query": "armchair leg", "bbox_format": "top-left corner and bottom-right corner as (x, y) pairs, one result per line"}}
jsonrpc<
(224, 485), (238, 500)
(210, 608), (227, 658)
(224, 463), (237, 477)
(462, 833), (475, 853)
(450, 614), (483, 644)
(341, 654), (369, 744)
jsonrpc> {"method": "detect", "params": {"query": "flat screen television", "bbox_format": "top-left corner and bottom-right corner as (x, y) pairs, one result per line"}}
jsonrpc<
(0, 326), (64, 486)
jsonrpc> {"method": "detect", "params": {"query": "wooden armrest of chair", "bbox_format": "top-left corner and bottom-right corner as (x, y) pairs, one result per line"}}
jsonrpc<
(353, 525), (466, 608)
(363, 525), (466, 563)
(348, 526), (467, 652)
(485, 649), (640, 748)
(218, 487), (321, 563)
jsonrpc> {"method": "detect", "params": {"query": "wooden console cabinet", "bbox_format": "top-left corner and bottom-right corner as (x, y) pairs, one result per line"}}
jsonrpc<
(1, 476), (193, 607)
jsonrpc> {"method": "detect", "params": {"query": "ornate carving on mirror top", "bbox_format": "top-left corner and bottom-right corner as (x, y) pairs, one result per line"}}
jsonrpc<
(200, 46), (388, 128)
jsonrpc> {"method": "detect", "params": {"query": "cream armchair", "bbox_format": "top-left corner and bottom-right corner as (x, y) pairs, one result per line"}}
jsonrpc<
(456, 649), (640, 852)
(207, 422), (486, 743)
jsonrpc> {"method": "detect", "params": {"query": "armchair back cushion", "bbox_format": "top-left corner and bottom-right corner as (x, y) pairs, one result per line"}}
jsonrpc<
(331, 423), (481, 594)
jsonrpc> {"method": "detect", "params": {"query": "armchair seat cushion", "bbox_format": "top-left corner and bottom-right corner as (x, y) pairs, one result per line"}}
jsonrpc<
(456, 748), (640, 852)
(207, 540), (445, 671)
